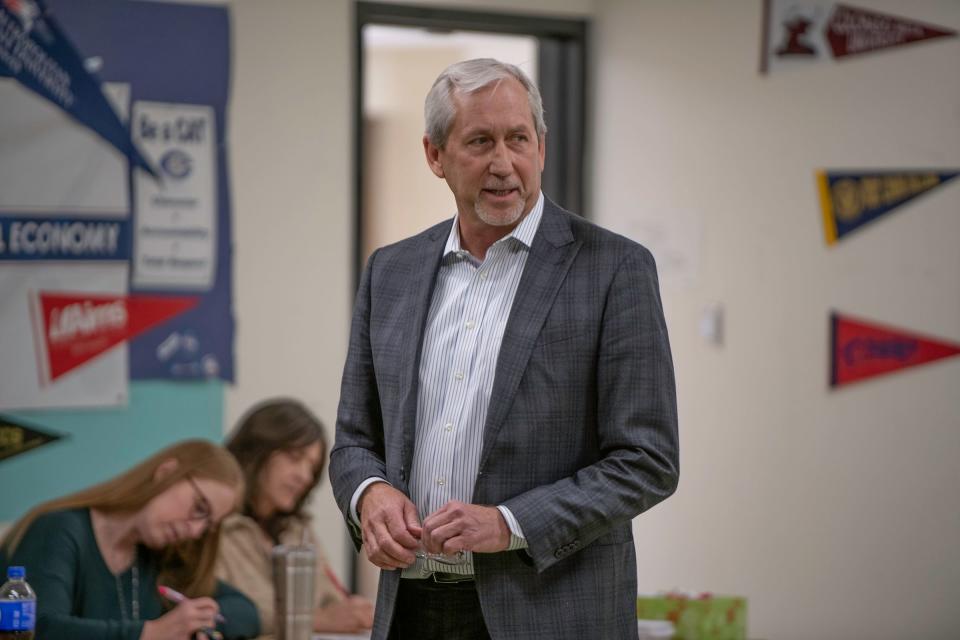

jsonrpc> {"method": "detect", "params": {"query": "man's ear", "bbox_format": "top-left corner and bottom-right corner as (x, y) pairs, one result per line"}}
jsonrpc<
(423, 135), (445, 179)
(153, 458), (179, 482)
(538, 132), (546, 171)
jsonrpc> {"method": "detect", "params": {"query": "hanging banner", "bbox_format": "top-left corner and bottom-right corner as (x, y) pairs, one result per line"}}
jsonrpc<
(0, 0), (234, 407)
(0, 216), (131, 260)
(34, 291), (198, 383)
(0, 264), (129, 409)
(0, 0), (155, 175)
(0, 415), (64, 463)
(817, 170), (959, 245)
(830, 312), (960, 388)
(760, 1), (957, 74)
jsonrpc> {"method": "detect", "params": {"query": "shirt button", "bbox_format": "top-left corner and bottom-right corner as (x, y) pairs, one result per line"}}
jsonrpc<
(465, 320), (475, 330)
(479, 273), (488, 280)
(454, 371), (464, 380)
(444, 423), (453, 432)
(437, 477), (445, 486)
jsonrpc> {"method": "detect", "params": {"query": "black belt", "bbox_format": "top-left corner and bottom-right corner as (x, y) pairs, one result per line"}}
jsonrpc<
(402, 572), (475, 584)
(430, 572), (474, 584)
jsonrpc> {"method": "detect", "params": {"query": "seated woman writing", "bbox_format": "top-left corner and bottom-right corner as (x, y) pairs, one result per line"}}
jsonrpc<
(1, 439), (260, 640)
(217, 399), (373, 636)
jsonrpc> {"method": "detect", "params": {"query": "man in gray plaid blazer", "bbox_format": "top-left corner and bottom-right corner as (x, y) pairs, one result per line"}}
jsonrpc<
(330, 58), (678, 640)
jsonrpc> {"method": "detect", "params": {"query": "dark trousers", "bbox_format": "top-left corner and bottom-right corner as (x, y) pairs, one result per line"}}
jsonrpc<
(390, 577), (492, 640)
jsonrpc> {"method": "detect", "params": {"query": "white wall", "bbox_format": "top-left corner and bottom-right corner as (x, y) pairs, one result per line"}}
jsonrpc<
(224, 0), (353, 581)
(591, 2), (960, 639)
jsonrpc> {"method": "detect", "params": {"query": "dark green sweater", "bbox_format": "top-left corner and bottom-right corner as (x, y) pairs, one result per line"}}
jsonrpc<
(4, 508), (260, 639)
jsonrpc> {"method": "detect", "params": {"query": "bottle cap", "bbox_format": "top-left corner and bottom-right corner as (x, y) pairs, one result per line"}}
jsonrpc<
(7, 566), (25, 579)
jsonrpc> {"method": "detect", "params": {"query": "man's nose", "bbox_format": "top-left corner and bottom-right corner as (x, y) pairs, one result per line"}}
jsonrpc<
(488, 141), (511, 176)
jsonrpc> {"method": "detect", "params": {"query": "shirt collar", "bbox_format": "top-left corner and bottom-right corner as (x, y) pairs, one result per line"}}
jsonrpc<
(443, 191), (544, 258)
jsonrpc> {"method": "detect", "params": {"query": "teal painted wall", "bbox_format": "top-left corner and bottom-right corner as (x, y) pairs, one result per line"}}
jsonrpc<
(0, 380), (223, 521)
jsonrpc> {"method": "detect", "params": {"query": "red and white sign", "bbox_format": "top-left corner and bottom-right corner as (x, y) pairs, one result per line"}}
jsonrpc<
(760, 1), (957, 73)
(825, 4), (956, 59)
(830, 312), (960, 388)
(33, 291), (198, 384)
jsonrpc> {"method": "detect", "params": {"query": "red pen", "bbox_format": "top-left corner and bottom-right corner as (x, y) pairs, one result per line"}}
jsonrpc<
(323, 565), (351, 599)
(157, 584), (227, 623)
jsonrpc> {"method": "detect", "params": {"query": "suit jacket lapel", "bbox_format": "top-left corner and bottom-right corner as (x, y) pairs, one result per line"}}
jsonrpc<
(478, 200), (581, 474)
(398, 223), (449, 474)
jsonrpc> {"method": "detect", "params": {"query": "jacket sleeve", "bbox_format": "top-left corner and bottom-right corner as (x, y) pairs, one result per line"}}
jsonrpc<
(502, 246), (680, 572)
(328, 249), (389, 547)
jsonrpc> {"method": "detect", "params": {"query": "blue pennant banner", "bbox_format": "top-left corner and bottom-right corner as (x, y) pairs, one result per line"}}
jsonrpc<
(817, 170), (959, 245)
(0, 0), (156, 176)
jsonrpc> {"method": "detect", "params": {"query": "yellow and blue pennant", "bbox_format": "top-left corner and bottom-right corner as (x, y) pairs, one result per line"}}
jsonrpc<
(817, 170), (958, 245)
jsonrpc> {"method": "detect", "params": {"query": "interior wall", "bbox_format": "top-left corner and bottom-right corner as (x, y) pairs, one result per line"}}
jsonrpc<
(590, 2), (960, 639)
(224, 0), (353, 581)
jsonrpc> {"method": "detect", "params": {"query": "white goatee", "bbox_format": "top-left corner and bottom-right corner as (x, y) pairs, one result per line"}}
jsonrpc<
(474, 190), (525, 227)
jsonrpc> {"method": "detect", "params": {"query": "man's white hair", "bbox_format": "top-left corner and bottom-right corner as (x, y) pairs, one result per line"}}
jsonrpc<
(424, 58), (547, 149)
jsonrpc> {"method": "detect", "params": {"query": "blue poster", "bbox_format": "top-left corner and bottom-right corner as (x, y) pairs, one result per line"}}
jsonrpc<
(0, 0), (234, 395)
(0, 0), (155, 175)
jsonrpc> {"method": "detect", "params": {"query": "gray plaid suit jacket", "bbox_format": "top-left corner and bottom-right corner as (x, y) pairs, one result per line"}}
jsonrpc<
(330, 198), (679, 640)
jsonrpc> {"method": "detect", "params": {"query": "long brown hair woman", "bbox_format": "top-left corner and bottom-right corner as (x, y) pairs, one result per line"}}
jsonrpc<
(216, 399), (373, 634)
(1, 439), (260, 640)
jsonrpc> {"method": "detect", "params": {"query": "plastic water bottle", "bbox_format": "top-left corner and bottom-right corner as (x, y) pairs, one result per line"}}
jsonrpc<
(0, 566), (35, 639)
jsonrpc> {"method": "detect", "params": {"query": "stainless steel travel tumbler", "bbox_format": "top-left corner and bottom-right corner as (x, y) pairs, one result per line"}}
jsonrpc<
(272, 544), (315, 640)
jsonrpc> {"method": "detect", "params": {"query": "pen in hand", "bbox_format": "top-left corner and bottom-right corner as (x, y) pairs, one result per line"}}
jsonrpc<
(157, 584), (227, 624)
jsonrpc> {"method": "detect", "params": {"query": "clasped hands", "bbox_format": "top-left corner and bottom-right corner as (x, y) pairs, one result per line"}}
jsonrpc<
(358, 483), (510, 570)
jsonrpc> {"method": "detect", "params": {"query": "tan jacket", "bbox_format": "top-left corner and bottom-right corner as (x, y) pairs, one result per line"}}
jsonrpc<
(215, 512), (344, 638)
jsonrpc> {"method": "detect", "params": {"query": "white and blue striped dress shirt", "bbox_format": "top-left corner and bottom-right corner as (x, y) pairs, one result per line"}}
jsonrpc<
(404, 193), (543, 577)
(352, 192), (544, 578)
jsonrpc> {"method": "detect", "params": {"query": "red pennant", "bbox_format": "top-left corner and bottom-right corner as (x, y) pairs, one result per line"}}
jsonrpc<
(35, 292), (198, 382)
(831, 312), (960, 388)
(826, 4), (957, 58)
